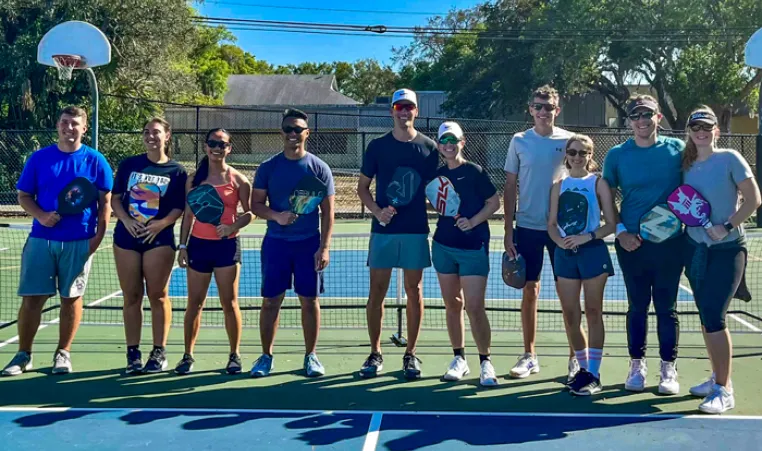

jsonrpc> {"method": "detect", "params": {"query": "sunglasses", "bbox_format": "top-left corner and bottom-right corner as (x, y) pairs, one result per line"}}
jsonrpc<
(282, 125), (308, 134)
(566, 149), (590, 157)
(628, 111), (656, 121)
(438, 136), (461, 145)
(689, 124), (715, 132)
(393, 104), (416, 112)
(206, 139), (230, 149)
(530, 103), (557, 112)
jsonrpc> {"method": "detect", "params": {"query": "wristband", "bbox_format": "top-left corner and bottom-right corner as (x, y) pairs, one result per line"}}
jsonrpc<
(615, 223), (627, 237)
(178, 244), (187, 250)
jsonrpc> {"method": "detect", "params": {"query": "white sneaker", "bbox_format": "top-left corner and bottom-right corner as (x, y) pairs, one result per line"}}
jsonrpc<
(443, 356), (469, 381)
(509, 353), (539, 379)
(624, 359), (647, 392)
(479, 360), (498, 387)
(698, 384), (735, 414)
(567, 358), (580, 383)
(690, 374), (716, 397)
(52, 349), (72, 375)
(658, 360), (679, 395)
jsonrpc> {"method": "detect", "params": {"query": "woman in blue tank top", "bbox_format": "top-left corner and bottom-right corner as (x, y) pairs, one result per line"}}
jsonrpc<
(548, 134), (617, 396)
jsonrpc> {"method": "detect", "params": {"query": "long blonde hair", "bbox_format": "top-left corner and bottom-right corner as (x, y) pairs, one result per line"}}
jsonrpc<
(565, 134), (598, 171)
(682, 105), (717, 171)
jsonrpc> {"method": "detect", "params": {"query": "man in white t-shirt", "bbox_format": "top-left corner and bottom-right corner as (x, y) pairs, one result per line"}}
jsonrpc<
(503, 85), (575, 380)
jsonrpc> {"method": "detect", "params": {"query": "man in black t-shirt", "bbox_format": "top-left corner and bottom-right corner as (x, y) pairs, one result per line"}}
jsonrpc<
(357, 88), (439, 379)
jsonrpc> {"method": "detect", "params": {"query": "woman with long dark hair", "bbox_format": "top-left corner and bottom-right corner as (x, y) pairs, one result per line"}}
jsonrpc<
(111, 117), (187, 374)
(175, 128), (253, 375)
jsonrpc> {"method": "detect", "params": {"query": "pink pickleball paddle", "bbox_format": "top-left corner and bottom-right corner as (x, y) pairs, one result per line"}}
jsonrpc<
(667, 185), (713, 229)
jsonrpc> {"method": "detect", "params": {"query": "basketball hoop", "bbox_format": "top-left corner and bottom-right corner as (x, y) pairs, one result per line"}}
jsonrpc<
(52, 54), (86, 80)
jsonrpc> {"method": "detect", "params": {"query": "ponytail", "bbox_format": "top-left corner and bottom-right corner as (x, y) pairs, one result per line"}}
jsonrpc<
(192, 156), (209, 188)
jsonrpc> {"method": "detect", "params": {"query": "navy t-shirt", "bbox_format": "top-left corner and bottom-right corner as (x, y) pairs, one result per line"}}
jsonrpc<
(361, 131), (439, 234)
(113, 154), (188, 224)
(432, 162), (496, 250)
(254, 152), (335, 241)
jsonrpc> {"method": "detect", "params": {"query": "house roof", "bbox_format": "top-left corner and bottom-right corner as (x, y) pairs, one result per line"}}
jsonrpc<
(223, 75), (360, 106)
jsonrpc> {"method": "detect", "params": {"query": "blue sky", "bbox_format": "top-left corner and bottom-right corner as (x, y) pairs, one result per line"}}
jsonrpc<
(193, 0), (483, 68)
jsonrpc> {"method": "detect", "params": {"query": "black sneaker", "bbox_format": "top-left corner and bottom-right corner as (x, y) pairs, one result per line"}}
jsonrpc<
(359, 353), (383, 378)
(226, 353), (242, 375)
(569, 369), (602, 396)
(402, 353), (422, 380)
(174, 353), (195, 375)
(125, 348), (143, 374)
(143, 347), (168, 373)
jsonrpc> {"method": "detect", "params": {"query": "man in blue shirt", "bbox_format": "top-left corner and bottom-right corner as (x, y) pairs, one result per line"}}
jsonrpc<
(2, 106), (113, 377)
(602, 95), (684, 395)
(250, 109), (335, 378)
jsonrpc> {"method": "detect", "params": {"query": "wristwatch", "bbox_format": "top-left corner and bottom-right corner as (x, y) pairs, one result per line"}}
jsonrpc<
(178, 244), (187, 250)
(723, 222), (734, 232)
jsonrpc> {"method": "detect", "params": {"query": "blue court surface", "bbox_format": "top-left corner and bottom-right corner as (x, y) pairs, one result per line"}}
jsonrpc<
(2, 407), (761, 450)
(168, 248), (693, 303)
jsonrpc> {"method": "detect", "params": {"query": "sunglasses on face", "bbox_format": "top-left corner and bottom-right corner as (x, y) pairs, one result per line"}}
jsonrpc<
(282, 125), (308, 135)
(438, 136), (461, 145)
(689, 124), (715, 132)
(206, 139), (230, 149)
(393, 104), (416, 112)
(628, 111), (656, 121)
(530, 103), (557, 112)
(566, 149), (590, 157)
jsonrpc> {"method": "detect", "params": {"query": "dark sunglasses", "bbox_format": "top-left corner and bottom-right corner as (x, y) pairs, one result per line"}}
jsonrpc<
(438, 135), (461, 145)
(282, 125), (308, 134)
(530, 103), (557, 112)
(393, 104), (416, 112)
(206, 139), (230, 149)
(628, 111), (656, 121)
(689, 124), (715, 132)
(566, 149), (590, 157)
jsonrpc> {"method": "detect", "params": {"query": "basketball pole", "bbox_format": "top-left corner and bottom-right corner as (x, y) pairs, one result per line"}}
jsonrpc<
(84, 68), (99, 151)
(756, 77), (761, 227)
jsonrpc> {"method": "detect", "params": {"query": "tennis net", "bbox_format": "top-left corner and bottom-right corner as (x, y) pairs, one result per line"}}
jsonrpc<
(2, 223), (762, 336)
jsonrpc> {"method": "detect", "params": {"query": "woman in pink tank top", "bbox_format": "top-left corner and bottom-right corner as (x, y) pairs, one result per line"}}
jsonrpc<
(176, 128), (254, 375)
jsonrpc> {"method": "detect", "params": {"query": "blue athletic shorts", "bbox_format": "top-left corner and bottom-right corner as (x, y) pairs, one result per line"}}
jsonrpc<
(261, 234), (324, 298)
(367, 233), (431, 270)
(113, 221), (176, 254)
(514, 227), (557, 282)
(554, 239), (615, 280)
(187, 235), (241, 273)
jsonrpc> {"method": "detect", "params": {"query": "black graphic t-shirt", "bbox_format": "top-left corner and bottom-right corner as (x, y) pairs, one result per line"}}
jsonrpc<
(361, 131), (439, 234)
(432, 162), (497, 250)
(113, 154), (188, 224)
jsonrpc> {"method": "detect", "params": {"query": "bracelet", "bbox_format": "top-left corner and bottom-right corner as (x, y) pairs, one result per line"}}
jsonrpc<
(178, 244), (187, 250)
(615, 223), (627, 237)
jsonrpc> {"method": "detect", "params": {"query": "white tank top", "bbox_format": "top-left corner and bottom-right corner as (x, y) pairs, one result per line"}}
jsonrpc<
(559, 173), (600, 235)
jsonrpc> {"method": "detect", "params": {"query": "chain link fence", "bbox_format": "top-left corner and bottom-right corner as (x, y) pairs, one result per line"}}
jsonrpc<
(1, 105), (758, 221)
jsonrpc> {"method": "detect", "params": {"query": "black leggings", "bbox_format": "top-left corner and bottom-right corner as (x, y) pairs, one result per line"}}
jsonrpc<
(615, 238), (683, 361)
(683, 240), (745, 333)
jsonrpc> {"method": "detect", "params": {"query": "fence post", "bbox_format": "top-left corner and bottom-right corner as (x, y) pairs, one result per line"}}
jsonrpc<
(361, 132), (366, 218)
(756, 97), (762, 227)
(314, 112), (319, 131)
(195, 106), (200, 168)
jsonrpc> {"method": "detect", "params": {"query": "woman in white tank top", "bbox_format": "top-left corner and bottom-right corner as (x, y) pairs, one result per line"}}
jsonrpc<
(548, 134), (618, 396)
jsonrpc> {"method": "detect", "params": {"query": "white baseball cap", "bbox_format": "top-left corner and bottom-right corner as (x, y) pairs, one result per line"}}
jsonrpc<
(438, 121), (464, 140)
(392, 88), (417, 106)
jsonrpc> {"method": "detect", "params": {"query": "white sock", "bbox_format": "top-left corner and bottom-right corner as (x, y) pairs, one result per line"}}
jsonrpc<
(588, 348), (603, 377)
(574, 349), (588, 370)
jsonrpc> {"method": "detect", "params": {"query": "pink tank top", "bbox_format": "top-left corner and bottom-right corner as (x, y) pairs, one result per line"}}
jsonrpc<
(191, 180), (240, 240)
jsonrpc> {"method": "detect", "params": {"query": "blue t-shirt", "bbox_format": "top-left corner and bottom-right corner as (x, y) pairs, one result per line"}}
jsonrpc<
(433, 162), (496, 250)
(254, 152), (335, 241)
(361, 131), (439, 234)
(16, 144), (114, 241)
(602, 136), (684, 233)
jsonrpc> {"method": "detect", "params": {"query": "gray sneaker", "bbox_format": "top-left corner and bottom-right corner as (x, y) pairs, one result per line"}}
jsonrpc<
(52, 349), (72, 374)
(250, 354), (273, 378)
(304, 353), (325, 377)
(2, 351), (33, 376)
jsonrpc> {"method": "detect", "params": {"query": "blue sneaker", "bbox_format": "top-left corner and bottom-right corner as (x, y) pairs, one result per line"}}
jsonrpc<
(304, 353), (325, 377)
(250, 354), (273, 378)
(359, 352), (383, 378)
(143, 347), (168, 373)
(125, 348), (143, 375)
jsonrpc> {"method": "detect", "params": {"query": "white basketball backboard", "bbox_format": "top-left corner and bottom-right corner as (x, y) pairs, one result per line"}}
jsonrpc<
(746, 27), (762, 69)
(37, 21), (111, 68)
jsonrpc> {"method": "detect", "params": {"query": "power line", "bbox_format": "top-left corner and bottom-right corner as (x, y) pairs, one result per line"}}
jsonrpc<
(198, 0), (446, 16)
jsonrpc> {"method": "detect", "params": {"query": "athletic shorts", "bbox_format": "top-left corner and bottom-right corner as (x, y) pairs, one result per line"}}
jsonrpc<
(18, 236), (93, 298)
(187, 235), (241, 273)
(431, 240), (489, 277)
(554, 239), (615, 280)
(367, 233), (431, 270)
(113, 221), (176, 254)
(261, 234), (324, 298)
(514, 227), (557, 282)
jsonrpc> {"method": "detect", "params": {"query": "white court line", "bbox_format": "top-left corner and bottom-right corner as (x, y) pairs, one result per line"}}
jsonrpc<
(362, 412), (383, 451)
(678, 283), (761, 333)
(0, 406), (760, 421)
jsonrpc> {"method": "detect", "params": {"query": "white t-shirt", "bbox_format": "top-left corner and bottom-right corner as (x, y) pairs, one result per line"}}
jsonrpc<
(504, 127), (573, 230)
